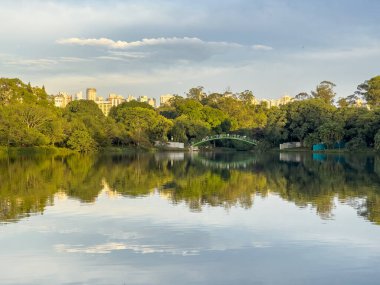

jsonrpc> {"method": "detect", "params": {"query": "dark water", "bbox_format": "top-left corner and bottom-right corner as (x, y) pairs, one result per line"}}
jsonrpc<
(1, 151), (380, 285)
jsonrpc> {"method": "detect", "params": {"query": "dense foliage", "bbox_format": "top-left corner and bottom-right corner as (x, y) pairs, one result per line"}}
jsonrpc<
(1, 76), (380, 151)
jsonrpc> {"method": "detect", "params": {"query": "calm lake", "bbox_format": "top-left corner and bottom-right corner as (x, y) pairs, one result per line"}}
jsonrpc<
(1, 151), (380, 284)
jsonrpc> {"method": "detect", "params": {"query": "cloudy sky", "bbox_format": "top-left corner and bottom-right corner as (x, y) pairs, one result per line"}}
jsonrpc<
(0, 0), (379, 100)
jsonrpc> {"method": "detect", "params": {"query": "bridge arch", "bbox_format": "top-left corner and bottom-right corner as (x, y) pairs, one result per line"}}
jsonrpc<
(191, 134), (258, 147)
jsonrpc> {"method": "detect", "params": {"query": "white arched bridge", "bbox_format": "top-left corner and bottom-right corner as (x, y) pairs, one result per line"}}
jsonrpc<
(191, 134), (258, 147)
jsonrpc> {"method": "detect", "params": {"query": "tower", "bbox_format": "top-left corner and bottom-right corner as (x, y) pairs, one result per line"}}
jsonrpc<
(86, 88), (97, 101)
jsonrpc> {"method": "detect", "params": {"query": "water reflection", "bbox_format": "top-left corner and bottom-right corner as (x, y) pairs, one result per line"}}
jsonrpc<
(1, 152), (380, 224)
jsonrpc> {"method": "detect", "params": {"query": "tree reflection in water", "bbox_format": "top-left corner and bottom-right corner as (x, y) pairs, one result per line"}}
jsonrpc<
(1, 152), (380, 224)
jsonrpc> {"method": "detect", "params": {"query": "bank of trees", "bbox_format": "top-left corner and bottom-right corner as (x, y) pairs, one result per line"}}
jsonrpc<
(1, 76), (380, 151)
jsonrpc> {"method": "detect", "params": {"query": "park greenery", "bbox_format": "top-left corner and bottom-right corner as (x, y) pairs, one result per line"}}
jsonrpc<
(0, 76), (380, 151)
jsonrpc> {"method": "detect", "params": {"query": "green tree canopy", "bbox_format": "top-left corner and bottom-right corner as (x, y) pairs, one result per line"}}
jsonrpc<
(311, 81), (336, 104)
(355, 75), (380, 107)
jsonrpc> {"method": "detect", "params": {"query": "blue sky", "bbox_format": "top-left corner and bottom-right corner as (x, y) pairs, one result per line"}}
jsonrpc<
(0, 0), (379, 100)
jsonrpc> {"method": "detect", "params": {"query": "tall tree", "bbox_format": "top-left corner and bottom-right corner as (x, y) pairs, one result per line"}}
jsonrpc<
(355, 75), (380, 107)
(311, 81), (336, 104)
(237, 90), (255, 104)
(186, 86), (206, 101)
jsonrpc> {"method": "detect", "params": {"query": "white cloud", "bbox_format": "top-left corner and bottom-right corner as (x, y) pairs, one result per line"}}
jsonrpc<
(252, 44), (274, 51)
(54, 242), (199, 255)
(108, 51), (148, 59)
(57, 37), (243, 50)
(0, 53), (89, 69)
(55, 242), (127, 254)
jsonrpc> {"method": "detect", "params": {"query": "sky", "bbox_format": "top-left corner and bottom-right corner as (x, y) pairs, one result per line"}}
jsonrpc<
(0, 0), (379, 100)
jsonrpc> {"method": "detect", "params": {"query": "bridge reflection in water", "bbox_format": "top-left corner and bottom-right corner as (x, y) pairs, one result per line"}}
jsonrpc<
(191, 133), (258, 147)
(154, 151), (258, 170)
(194, 154), (257, 169)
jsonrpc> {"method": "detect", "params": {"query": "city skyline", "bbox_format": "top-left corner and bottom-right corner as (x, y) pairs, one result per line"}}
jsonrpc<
(53, 86), (296, 116)
(0, 0), (379, 100)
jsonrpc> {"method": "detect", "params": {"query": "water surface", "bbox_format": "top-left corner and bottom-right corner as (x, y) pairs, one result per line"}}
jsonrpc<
(1, 152), (380, 284)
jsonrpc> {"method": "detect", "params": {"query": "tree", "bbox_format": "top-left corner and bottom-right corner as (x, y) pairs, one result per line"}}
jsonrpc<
(337, 98), (349, 108)
(170, 115), (210, 143)
(64, 100), (114, 147)
(295, 92), (311, 101)
(67, 130), (97, 152)
(311, 81), (336, 104)
(355, 75), (380, 107)
(0, 78), (51, 106)
(284, 99), (335, 142)
(264, 107), (288, 146)
(175, 99), (203, 119)
(186, 86), (206, 101)
(318, 121), (344, 148)
(237, 90), (255, 104)
(110, 106), (172, 146)
(109, 101), (153, 117)
(14, 104), (53, 129)
(374, 130), (380, 151)
(216, 97), (267, 130)
(201, 92), (223, 107)
(201, 106), (228, 130)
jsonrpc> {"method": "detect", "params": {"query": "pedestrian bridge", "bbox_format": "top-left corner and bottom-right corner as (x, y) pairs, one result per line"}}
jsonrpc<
(191, 134), (258, 147)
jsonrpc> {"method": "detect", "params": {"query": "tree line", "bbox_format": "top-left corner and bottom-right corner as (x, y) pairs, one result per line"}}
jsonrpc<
(0, 76), (380, 151)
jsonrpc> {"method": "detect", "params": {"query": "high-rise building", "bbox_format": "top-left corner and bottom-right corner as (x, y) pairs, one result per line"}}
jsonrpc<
(160, 94), (174, 106)
(86, 88), (97, 101)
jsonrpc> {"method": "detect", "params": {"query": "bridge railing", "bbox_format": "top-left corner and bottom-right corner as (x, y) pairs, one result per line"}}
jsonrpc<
(191, 133), (257, 146)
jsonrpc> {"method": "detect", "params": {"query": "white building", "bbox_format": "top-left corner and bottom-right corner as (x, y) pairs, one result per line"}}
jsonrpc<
(109, 93), (125, 106)
(54, 92), (72, 108)
(126, 95), (136, 102)
(148, 98), (156, 108)
(138, 95), (149, 103)
(74, 91), (83, 100)
(258, 94), (294, 108)
(160, 94), (174, 106)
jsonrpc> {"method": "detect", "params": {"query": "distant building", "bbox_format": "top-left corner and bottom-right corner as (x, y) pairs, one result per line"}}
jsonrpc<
(251, 97), (260, 105)
(108, 93), (125, 106)
(86, 88), (97, 101)
(353, 98), (370, 109)
(75, 91), (83, 100)
(160, 94), (175, 106)
(54, 92), (72, 108)
(277, 95), (293, 105)
(147, 98), (156, 108)
(257, 95), (294, 108)
(126, 95), (136, 102)
(138, 95), (148, 103)
(96, 100), (112, 116)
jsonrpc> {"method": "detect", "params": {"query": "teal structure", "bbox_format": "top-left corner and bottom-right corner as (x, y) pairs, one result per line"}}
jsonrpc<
(313, 144), (326, 151)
